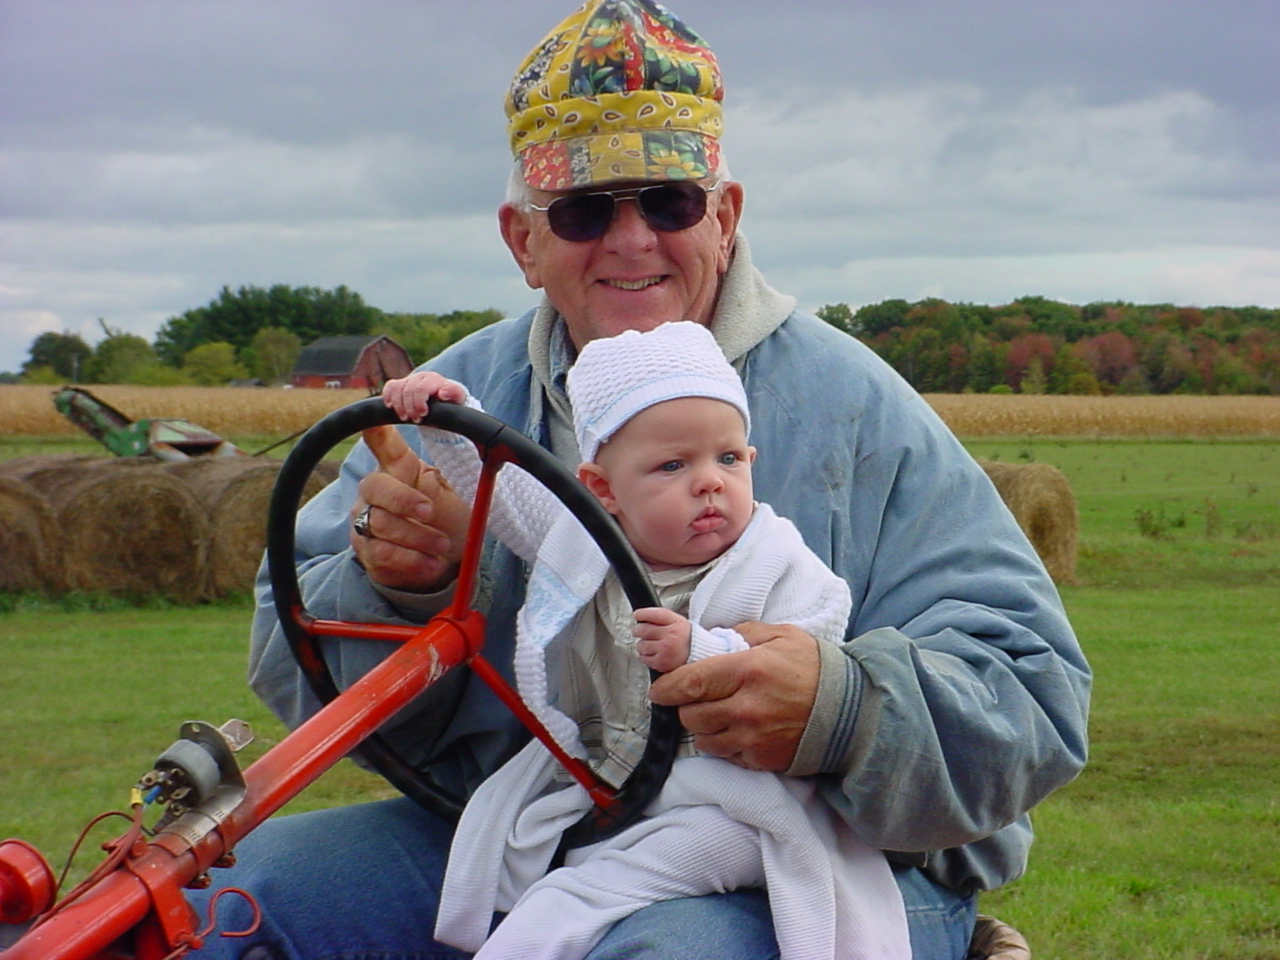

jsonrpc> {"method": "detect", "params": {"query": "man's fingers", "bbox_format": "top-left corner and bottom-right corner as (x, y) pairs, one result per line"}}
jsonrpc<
(361, 425), (422, 485)
(413, 467), (472, 542)
(648, 651), (747, 707)
(351, 426), (473, 595)
(354, 499), (453, 558)
(732, 620), (778, 648)
(647, 626), (821, 772)
(353, 533), (458, 592)
(359, 471), (439, 535)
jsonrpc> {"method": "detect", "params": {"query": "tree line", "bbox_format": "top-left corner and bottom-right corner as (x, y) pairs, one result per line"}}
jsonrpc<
(818, 296), (1280, 395)
(12, 285), (1280, 394)
(12, 285), (503, 386)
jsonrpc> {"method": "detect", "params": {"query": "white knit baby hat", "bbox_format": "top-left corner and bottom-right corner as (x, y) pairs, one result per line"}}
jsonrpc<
(567, 321), (751, 463)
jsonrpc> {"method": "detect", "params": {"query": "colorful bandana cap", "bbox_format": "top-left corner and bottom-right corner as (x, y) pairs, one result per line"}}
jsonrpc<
(506, 0), (724, 191)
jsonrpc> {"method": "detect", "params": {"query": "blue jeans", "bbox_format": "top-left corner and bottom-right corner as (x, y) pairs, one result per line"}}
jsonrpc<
(187, 798), (976, 960)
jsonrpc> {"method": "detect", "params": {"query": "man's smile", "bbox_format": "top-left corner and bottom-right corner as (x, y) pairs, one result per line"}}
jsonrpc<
(602, 276), (665, 291)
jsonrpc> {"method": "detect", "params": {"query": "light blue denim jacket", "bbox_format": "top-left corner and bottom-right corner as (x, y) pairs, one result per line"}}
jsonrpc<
(249, 306), (1090, 894)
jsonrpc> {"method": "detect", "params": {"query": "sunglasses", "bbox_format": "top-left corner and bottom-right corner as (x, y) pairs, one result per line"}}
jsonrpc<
(528, 181), (715, 243)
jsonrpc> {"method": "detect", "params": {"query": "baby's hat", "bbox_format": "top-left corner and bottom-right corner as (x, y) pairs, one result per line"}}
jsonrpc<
(567, 321), (751, 463)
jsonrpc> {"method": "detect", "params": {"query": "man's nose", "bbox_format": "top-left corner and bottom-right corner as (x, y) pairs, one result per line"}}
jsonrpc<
(602, 197), (658, 251)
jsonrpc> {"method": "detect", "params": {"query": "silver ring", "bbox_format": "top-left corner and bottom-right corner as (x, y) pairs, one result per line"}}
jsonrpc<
(353, 504), (375, 538)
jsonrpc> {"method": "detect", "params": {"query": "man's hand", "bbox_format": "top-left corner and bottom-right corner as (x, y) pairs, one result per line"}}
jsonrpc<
(350, 425), (471, 592)
(647, 622), (820, 771)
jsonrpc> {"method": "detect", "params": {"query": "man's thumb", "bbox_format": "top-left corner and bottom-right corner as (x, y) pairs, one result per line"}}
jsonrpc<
(361, 424), (415, 478)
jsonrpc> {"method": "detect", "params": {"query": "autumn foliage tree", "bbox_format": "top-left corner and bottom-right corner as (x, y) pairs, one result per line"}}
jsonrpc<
(817, 297), (1280, 395)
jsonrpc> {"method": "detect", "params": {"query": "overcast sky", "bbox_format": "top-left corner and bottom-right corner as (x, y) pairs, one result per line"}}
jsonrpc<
(2, 0), (1277, 374)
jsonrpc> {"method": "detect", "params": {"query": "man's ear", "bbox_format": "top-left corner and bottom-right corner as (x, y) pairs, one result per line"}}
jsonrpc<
(712, 180), (744, 274)
(577, 462), (618, 514)
(499, 202), (543, 290)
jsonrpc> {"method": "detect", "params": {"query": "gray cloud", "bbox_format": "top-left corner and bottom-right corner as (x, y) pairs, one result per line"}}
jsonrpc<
(1, 0), (1276, 373)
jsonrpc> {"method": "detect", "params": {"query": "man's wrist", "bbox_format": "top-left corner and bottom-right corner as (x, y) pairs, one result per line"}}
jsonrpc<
(368, 567), (458, 620)
(786, 638), (865, 777)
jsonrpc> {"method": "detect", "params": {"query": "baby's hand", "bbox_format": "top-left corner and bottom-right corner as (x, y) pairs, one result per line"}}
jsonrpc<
(632, 607), (692, 673)
(382, 371), (468, 423)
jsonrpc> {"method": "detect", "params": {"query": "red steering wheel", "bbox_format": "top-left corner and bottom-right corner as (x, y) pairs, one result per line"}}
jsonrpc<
(266, 396), (683, 848)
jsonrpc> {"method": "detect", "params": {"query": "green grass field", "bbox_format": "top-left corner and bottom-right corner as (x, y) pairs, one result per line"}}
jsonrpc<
(0, 603), (392, 859)
(972, 438), (1279, 589)
(963, 439), (1279, 959)
(1, 437), (1277, 958)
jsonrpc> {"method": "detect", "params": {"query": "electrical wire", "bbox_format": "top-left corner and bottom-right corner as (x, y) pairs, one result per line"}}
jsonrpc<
(33, 801), (146, 927)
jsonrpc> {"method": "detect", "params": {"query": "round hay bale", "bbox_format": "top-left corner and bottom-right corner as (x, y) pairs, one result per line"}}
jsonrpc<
(19, 459), (211, 601)
(312, 458), (341, 488)
(0, 454), (101, 483)
(0, 477), (64, 594)
(165, 457), (336, 597)
(977, 459), (1078, 585)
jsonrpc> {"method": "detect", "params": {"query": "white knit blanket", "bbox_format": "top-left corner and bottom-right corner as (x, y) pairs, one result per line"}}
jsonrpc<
(436, 745), (910, 960)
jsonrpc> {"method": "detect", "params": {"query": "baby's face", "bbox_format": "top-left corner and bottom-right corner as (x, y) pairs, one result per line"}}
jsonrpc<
(589, 397), (755, 570)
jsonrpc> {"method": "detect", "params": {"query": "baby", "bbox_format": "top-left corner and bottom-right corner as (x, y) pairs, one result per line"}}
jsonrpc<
(382, 322), (908, 960)
(384, 341), (759, 674)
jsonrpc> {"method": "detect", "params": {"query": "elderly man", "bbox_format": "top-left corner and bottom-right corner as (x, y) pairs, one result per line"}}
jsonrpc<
(196, 2), (1090, 958)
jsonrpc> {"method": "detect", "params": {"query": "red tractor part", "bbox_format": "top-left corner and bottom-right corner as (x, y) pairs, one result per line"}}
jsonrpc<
(0, 841), (57, 925)
(0, 396), (674, 959)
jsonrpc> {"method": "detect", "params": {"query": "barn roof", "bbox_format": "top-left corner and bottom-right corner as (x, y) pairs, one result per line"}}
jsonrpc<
(292, 335), (384, 376)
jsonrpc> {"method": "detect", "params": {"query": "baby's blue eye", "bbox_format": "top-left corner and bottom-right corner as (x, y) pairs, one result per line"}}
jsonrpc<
(718, 453), (740, 466)
(659, 460), (682, 472)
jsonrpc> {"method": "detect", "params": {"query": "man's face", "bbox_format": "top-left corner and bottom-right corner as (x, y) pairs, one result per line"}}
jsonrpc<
(578, 397), (756, 570)
(499, 179), (744, 350)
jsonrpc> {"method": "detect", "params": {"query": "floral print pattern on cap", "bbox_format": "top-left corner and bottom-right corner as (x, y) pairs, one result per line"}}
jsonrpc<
(505, 0), (724, 191)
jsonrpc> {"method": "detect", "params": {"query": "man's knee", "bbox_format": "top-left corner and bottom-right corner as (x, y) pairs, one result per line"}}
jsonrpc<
(586, 890), (777, 960)
(895, 865), (978, 960)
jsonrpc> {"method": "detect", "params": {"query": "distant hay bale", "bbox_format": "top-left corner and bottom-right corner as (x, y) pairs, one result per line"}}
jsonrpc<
(165, 457), (339, 597)
(0, 478), (63, 594)
(0, 454), (101, 481)
(0, 457), (210, 601)
(978, 459), (1079, 584)
(312, 459), (341, 487)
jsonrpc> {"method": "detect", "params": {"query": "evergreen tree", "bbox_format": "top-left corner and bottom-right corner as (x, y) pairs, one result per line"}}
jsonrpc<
(154, 285), (382, 365)
(24, 331), (93, 381)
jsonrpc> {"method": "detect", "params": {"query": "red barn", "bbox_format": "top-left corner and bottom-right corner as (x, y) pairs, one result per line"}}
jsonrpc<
(290, 335), (413, 391)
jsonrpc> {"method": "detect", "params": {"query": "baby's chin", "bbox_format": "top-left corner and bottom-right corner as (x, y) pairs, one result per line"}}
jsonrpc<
(643, 540), (734, 571)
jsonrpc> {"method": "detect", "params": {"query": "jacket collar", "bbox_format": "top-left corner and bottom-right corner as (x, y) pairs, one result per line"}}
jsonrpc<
(526, 234), (796, 461)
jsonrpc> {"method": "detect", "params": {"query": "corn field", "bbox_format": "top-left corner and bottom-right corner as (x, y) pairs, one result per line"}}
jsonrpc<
(0, 385), (369, 437)
(1, 385), (1278, 439)
(923, 393), (1280, 437)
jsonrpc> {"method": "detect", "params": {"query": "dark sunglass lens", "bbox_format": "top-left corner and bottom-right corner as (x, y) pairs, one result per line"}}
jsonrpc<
(547, 192), (615, 242)
(639, 183), (707, 232)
